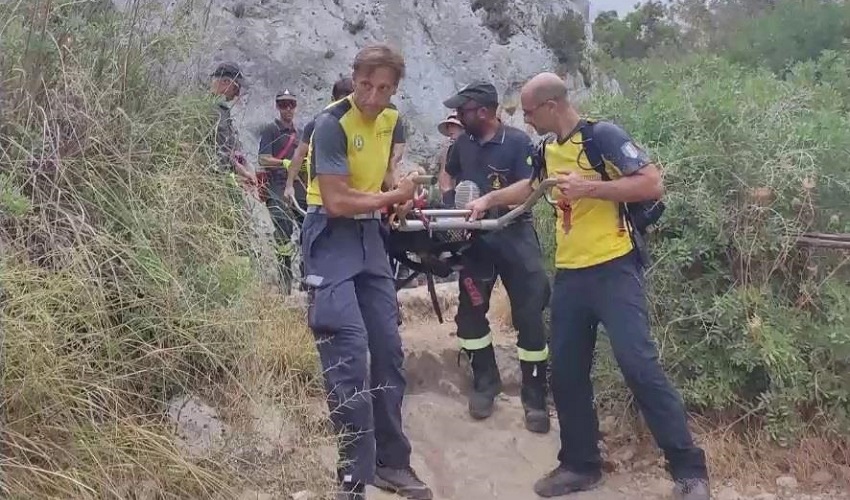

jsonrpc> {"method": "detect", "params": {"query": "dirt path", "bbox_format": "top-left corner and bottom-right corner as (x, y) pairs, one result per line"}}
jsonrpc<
(370, 285), (668, 500)
(372, 284), (849, 500)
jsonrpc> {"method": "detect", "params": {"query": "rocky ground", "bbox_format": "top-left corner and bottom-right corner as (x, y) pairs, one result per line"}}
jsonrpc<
(167, 282), (850, 500)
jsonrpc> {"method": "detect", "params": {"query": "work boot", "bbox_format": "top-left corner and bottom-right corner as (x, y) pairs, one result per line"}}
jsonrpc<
(520, 360), (550, 433)
(673, 478), (711, 500)
(464, 345), (502, 420)
(533, 465), (603, 497)
(373, 465), (433, 500)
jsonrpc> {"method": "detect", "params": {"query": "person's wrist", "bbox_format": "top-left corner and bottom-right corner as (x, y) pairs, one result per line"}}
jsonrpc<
(387, 188), (408, 206)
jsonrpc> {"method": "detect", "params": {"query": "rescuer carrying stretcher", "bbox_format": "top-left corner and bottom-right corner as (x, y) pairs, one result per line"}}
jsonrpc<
(440, 81), (552, 433)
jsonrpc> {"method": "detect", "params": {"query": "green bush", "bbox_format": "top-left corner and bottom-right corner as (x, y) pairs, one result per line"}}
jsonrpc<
(0, 1), (329, 498)
(540, 10), (587, 74)
(721, 0), (850, 76)
(537, 53), (850, 442)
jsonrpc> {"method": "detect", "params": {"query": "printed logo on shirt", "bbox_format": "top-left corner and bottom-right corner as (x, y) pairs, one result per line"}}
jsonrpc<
(353, 134), (365, 150)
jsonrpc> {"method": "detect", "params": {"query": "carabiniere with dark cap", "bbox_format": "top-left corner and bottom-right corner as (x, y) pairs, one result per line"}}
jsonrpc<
(443, 81), (499, 109)
(211, 62), (244, 82)
(275, 89), (297, 102)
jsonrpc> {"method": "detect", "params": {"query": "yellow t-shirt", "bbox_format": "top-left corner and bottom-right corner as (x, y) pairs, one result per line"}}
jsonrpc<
(539, 121), (652, 269)
(305, 96), (404, 206)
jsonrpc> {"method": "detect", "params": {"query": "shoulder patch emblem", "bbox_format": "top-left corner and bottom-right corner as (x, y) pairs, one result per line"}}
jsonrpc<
(621, 141), (641, 159)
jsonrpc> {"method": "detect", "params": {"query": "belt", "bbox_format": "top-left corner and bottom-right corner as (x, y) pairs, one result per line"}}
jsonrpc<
(306, 205), (382, 220)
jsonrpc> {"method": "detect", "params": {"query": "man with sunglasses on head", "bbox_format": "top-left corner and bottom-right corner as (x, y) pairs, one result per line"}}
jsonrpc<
(258, 89), (302, 294)
(441, 81), (552, 435)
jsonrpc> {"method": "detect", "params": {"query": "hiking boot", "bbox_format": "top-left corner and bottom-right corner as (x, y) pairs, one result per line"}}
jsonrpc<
(520, 360), (550, 434)
(464, 345), (502, 420)
(533, 465), (603, 497)
(673, 478), (711, 500)
(373, 465), (433, 500)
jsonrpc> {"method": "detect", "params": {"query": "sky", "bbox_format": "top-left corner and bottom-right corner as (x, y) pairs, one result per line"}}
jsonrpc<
(590, 0), (663, 18)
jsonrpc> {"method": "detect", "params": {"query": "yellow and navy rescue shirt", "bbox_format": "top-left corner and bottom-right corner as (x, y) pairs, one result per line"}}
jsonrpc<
(305, 96), (405, 206)
(533, 120), (652, 269)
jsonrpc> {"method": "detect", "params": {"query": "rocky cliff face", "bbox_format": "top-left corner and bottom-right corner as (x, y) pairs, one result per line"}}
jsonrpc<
(187, 0), (591, 167)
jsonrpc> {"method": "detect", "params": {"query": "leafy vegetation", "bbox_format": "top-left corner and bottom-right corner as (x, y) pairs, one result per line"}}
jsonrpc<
(535, 39), (850, 444)
(593, 0), (850, 75)
(540, 10), (589, 81)
(0, 1), (331, 498)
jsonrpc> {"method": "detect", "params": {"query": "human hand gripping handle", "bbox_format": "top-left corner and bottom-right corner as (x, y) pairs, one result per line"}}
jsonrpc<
(465, 195), (491, 221)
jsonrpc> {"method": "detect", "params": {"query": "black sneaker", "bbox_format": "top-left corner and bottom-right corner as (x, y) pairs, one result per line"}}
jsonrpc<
(673, 478), (711, 500)
(533, 465), (603, 497)
(373, 465), (433, 500)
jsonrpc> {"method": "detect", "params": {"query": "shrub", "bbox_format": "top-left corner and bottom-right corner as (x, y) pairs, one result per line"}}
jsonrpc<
(536, 53), (850, 443)
(471, 0), (515, 45)
(0, 1), (331, 498)
(540, 10), (587, 75)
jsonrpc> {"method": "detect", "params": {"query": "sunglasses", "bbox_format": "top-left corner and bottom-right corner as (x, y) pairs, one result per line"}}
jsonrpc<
(276, 101), (296, 109)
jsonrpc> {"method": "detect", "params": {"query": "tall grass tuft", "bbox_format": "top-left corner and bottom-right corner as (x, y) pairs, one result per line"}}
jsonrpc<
(0, 1), (333, 498)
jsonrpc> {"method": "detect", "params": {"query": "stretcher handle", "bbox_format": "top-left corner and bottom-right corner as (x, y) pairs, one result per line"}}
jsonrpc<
(287, 175), (434, 216)
(288, 194), (307, 216)
(411, 174), (437, 186)
(394, 178), (558, 232)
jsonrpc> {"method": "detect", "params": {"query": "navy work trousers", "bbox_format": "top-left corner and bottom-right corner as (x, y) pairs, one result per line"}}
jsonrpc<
(300, 213), (411, 485)
(455, 220), (551, 357)
(550, 251), (708, 480)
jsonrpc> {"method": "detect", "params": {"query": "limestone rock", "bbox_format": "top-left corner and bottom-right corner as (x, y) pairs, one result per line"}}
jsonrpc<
(645, 477), (675, 498)
(134, 0), (592, 165)
(776, 475), (799, 490)
(717, 486), (741, 500)
(811, 469), (834, 485)
(167, 394), (229, 458)
(752, 493), (777, 500)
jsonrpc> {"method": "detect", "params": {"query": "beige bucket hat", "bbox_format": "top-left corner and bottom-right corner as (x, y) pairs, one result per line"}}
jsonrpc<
(437, 114), (463, 137)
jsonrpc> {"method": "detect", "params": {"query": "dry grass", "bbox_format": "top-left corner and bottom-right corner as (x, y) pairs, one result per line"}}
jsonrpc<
(595, 397), (850, 493)
(689, 416), (850, 492)
(0, 1), (335, 498)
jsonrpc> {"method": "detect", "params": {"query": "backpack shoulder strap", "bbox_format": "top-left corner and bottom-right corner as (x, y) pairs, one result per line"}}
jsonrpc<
(578, 119), (610, 181)
(532, 133), (556, 180)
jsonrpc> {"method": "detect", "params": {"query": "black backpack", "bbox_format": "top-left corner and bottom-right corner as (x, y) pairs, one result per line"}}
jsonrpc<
(535, 119), (665, 267)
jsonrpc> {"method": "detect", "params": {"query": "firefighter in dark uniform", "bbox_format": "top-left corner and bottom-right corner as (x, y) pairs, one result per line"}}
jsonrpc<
(442, 81), (551, 434)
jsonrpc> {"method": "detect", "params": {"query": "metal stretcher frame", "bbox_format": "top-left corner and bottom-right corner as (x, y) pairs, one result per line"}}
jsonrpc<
(287, 175), (558, 322)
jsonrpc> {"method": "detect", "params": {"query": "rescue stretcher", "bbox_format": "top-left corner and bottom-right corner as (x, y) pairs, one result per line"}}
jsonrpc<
(288, 175), (559, 322)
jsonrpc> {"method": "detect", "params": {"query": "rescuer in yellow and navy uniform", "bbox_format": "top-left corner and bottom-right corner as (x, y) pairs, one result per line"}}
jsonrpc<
(463, 72), (710, 500)
(300, 44), (432, 500)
